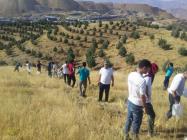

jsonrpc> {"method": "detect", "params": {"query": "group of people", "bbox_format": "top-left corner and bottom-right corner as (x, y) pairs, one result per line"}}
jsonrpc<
(14, 59), (187, 140)
(124, 59), (187, 140)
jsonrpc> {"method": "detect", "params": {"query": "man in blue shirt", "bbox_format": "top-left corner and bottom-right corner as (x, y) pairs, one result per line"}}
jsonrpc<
(163, 63), (174, 90)
(77, 62), (91, 97)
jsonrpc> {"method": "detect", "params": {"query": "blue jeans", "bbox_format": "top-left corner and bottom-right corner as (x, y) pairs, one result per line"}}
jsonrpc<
(163, 76), (170, 89)
(124, 101), (143, 135)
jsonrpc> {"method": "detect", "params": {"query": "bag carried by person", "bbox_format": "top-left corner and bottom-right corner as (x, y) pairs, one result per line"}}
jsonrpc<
(172, 103), (183, 119)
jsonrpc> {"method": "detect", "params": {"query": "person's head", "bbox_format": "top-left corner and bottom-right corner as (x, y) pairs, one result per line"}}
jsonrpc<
(169, 63), (173, 67)
(151, 63), (159, 75)
(138, 59), (151, 74)
(104, 61), (109, 68)
(83, 62), (86, 67)
(183, 71), (187, 79)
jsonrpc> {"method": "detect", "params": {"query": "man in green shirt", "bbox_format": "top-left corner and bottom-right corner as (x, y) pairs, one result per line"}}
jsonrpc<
(77, 62), (91, 97)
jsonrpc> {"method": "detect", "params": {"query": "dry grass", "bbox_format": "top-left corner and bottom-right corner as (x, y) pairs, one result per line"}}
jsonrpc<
(0, 66), (187, 140)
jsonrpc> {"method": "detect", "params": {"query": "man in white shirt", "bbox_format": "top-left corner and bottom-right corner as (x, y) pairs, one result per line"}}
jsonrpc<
(98, 61), (114, 102)
(61, 61), (69, 84)
(124, 59), (151, 140)
(166, 72), (187, 119)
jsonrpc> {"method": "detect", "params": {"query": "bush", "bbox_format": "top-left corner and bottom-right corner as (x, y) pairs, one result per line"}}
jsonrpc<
(130, 31), (140, 39)
(116, 41), (123, 49)
(0, 60), (7, 66)
(158, 38), (171, 50)
(126, 53), (135, 65)
(149, 34), (155, 40)
(98, 49), (105, 57)
(180, 31), (187, 40)
(178, 47), (187, 56)
(119, 47), (127, 57)
(53, 47), (58, 52)
(67, 48), (75, 62)
(102, 40), (109, 49)
(86, 56), (96, 68)
(171, 28), (180, 38)
(121, 35), (128, 44)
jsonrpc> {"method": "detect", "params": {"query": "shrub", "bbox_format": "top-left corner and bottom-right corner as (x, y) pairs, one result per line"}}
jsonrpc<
(180, 31), (187, 40)
(102, 40), (109, 49)
(126, 53), (135, 65)
(116, 41), (123, 49)
(0, 60), (7, 66)
(67, 48), (75, 62)
(130, 31), (140, 39)
(171, 28), (180, 38)
(178, 47), (187, 56)
(86, 56), (96, 68)
(158, 38), (171, 50)
(119, 47), (127, 57)
(98, 49), (105, 57)
(121, 35), (128, 44)
(53, 47), (58, 52)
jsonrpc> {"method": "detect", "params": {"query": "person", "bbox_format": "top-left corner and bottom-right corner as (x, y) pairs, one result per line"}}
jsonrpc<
(36, 60), (42, 74)
(48, 59), (53, 78)
(61, 61), (69, 83)
(77, 62), (91, 97)
(14, 62), (22, 72)
(143, 63), (159, 137)
(52, 62), (58, 78)
(98, 61), (114, 102)
(25, 61), (32, 74)
(124, 59), (151, 140)
(68, 60), (76, 87)
(166, 71), (187, 120)
(163, 63), (174, 90)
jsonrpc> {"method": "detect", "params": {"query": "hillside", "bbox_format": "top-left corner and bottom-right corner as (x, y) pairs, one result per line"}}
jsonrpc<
(78, 2), (174, 19)
(36, 0), (83, 11)
(0, 67), (187, 139)
(0, 0), (39, 16)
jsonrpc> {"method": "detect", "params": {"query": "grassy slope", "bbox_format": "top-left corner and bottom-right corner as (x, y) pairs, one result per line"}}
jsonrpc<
(0, 67), (187, 140)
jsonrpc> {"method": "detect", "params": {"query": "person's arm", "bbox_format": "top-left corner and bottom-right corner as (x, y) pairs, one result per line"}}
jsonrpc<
(140, 81), (148, 113)
(88, 76), (91, 84)
(111, 74), (114, 87)
(141, 95), (148, 113)
(98, 74), (101, 86)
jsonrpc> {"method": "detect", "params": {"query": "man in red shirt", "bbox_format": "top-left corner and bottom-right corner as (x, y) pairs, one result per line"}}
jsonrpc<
(68, 60), (76, 87)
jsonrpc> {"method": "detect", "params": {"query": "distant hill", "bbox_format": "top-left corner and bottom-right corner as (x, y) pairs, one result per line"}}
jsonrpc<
(79, 1), (174, 19)
(36, 0), (83, 11)
(0, 0), (39, 16)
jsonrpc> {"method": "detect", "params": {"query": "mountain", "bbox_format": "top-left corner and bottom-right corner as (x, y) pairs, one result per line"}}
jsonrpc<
(79, 1), (174, 19)
(36, 0), (83, 11)
(77, 0), (187, 20)
(0, 0), (39, 16)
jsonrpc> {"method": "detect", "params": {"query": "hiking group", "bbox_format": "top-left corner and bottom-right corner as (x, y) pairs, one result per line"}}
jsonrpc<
(14, 59), (187, 140)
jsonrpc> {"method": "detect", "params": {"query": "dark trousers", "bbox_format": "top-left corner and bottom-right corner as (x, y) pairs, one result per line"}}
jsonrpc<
(167, 94), (181, 119)
(124, 101), (143, 135)
(63, 74), (68, 84)
(99, 83), (110, 102)
(163, 76), (170, 89)
(146, 103), (156, 134)
(68, 74), (76, 87)
(79, 80), (87, 96)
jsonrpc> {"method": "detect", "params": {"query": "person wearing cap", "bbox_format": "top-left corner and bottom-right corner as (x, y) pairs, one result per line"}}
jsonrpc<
(143, 63), (159, 137)
(98, 61), (114, 102)
(166, 71), (187, 120)
(124, 59), (151, 140)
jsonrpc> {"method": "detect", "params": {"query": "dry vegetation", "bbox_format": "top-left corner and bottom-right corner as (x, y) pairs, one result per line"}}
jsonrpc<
(0, 66), (187, 140)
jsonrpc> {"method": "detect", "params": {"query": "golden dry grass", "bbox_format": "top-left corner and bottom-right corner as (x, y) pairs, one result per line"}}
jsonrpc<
(0, 66), (187, 140)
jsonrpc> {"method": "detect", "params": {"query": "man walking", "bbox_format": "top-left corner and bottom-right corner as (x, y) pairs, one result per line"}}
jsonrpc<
(61, 61), (69, 84)
(166, 71), (187, 120)
(68, 60), (76, 87)
(124, 59), (151, 140)
(98, 61), (114, 102)
(77, 62), (91, 97)
(163, 63), (174, 90)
